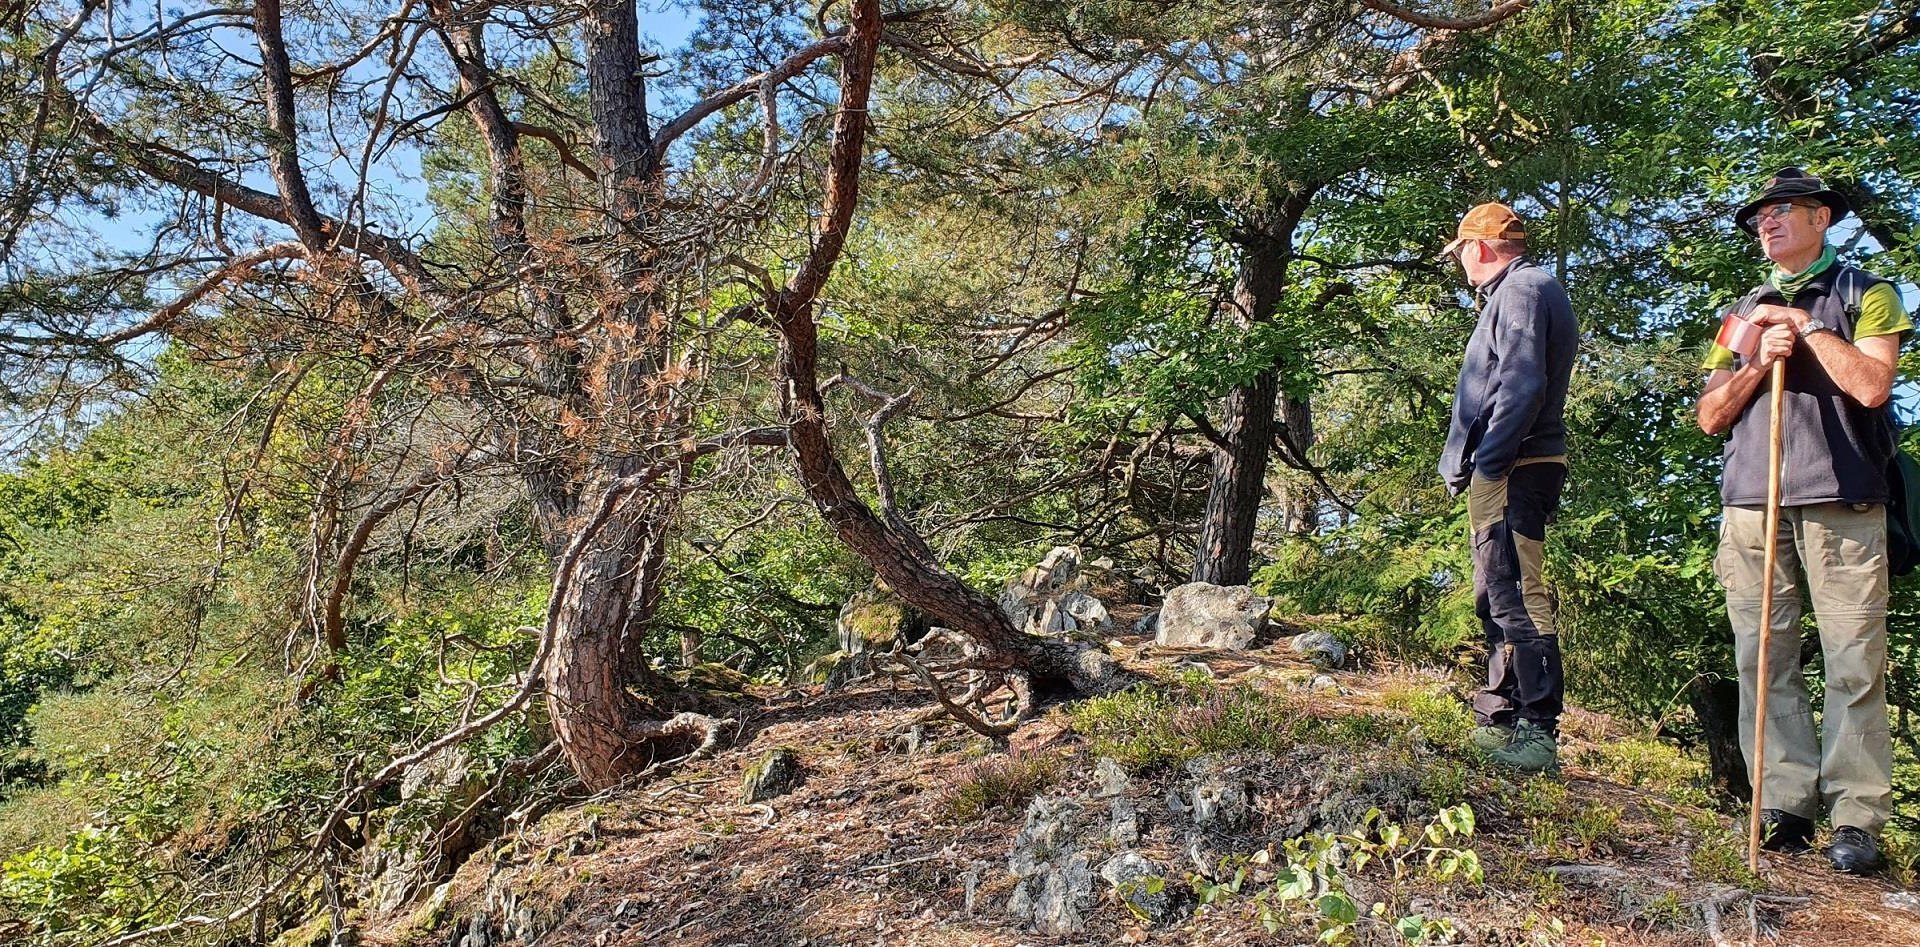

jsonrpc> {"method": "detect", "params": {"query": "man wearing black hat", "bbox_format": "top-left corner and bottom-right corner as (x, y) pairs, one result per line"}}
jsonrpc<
(1696, 168), (1910, 874)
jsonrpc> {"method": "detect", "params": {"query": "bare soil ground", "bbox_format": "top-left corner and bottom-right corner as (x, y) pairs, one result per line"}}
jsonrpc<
(365, 632), (1920, 947)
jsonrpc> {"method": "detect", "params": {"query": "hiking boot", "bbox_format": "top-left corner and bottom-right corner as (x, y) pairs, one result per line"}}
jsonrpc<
(1755, 809), (1815, 854)
(1487, 719), (1558, 773)
(1470, 724), (1515, 752)
(1825, 826), (1884, 875)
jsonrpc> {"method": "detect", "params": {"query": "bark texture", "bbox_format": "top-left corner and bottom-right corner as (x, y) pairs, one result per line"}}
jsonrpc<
(769, 0), (1125, 698)
(1191, 192), (1311, 585)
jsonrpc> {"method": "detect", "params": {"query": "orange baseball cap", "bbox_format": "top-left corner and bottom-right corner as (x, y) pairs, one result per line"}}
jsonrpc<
(1440, 202), (1528, 257)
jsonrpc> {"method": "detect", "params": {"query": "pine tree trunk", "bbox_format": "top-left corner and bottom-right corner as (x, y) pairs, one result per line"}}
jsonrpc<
(538, 489), (684, 790)
(1278, 392), (1319, 535)
(536, 0), (684, 791)
(1192, 370), (1278, 585)
(767, 0), (1123, 696)
(1190, 193), (1309, 584)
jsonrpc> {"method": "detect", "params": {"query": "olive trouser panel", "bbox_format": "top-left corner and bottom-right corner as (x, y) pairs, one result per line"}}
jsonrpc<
(1467, 458), (1567, 732)
(1716, 502), (1893, 834)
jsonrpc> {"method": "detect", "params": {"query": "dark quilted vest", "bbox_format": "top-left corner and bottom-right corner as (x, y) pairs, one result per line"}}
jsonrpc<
(1721, 264), (1896, 507)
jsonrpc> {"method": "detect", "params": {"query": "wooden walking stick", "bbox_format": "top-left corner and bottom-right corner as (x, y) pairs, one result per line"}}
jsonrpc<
(1747, 358), (1788, 872)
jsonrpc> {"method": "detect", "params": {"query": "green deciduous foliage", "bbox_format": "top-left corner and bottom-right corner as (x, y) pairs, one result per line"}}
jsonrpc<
(5, 0), (1920, 939)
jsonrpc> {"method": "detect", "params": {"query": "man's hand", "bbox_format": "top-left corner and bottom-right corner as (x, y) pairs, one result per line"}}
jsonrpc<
(1757, 323), (1796, 368)
(1749, 303), (1810, 334)
(1752, 302), (1898, 407)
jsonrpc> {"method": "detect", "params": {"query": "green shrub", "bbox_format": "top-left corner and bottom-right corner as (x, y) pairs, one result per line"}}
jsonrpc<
(1566, 734), (1711, 806)
(1379, 680), (1475, 752)
(1069, 681), (1306, 771)
(1687, 814), (1760, 889)
(942, 752), (1064, 821)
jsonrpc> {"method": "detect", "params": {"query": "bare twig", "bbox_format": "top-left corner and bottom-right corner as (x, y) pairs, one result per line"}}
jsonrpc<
(888, 648), (1015, 738)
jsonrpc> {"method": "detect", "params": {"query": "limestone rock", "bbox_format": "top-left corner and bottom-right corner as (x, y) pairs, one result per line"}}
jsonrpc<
(487, 874), (566, 944)
(838, 582), (926, 652)
(1006, 796), (1098, 935)
(1008, 796), (1082, 876)
(820, 581), (927, 687)
(454, 912), (491, 947)
(361, 747), (489, 914)
(1154, 583), (1270, 650)
(1028, 852), (1095, 935)
(1107, 797), (1140, 847)
(1000, 546), (1114, 639)
(741, 747), (801, 803)
(1092, 757), (1131, 798)
(1183, 755), (1251, 828)
(267, 912), (339, 947)
(1100, 852), (1174, 922)
(678, 661), (752, 698)
(1289, 631), (1349, 670)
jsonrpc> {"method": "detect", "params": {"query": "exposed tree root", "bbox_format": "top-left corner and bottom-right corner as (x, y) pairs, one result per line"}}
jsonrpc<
(631, 711), (737, 779)
(888, 648), (1018, 739)
(1697, 885), (1812, 946)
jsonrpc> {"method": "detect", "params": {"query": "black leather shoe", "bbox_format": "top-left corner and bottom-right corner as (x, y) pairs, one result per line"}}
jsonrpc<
(1825, 826), (1884, 874)
(1757, 809), (1815, 853)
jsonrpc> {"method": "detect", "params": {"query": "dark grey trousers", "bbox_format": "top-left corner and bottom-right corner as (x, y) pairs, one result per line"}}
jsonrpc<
(1467, 460), (1567, 732)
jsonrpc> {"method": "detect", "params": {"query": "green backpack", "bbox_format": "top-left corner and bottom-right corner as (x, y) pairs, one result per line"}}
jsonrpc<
(1886, 435), (1920, 577)
(1837, 266), (1920, 576)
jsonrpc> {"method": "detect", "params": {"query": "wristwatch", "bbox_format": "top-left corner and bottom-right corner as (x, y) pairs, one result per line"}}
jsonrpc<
(1797, 316), (1831, 338)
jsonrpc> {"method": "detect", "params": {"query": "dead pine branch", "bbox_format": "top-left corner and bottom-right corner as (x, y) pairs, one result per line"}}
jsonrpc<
(887, 647), (1017, 740)
(823, 372), (916, 527)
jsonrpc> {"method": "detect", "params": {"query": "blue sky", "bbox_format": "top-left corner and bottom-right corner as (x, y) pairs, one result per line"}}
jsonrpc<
(95, 6), (712, 273)
(645, 4), (701, 49)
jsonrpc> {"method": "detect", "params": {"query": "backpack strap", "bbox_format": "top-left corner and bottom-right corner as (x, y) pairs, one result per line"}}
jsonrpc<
(1838, 264), (1867, 322)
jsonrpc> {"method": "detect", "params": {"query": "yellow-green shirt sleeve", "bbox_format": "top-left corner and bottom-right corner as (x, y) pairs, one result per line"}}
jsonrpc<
(1855, 282), (1911, 340)
(1703, 284), (1907, 371)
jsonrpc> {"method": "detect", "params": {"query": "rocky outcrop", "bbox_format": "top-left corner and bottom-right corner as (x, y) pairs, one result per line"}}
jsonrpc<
(1006, 796), (1096, 936)
(741, 747), (801, 803)
(1153, 583), (1270, 650)
(1004, 757), (1187, 935)
(1289, 631), (1348, 670)
(1100, 851), (1175, 922)
(359, 747), (490, 915)
(1173, 754), (1252, 829)
(815, 581), (928, 687)
(999, 546), (1113, 639)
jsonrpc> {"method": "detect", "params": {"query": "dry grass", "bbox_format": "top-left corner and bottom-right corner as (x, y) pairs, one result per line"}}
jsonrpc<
(359, 634), (1920, 947)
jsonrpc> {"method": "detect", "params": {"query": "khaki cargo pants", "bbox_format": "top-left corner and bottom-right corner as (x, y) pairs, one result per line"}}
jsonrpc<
(1716, 502), (1893, 833)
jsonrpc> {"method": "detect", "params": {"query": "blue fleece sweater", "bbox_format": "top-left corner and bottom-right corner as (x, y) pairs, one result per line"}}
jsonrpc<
(1438, 258), (1576, 494)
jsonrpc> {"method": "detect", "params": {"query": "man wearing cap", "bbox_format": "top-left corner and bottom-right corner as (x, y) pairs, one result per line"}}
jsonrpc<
(1439, 203), (1578, 773)
(1696, 168), (1909, 874)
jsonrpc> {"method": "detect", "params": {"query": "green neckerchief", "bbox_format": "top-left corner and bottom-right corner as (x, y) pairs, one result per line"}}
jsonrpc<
(1771, 244), (1837, 296)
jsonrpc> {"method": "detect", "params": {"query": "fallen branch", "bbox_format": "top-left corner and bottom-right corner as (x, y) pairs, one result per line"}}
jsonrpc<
(888, 648), (1016, 739)
(1542, 864), (1629, 884)
(858, 851), (946, 873)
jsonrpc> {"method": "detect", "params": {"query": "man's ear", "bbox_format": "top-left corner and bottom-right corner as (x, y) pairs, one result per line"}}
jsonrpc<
(1814, 206), (1832, 230)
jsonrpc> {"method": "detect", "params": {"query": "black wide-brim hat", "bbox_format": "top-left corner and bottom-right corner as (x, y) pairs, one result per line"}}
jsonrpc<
(1735, 167), (1850, 235)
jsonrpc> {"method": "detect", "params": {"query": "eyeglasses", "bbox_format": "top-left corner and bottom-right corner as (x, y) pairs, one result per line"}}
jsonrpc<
(1744, 201), (1814, 231)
